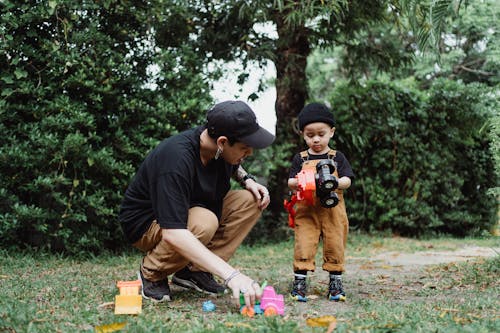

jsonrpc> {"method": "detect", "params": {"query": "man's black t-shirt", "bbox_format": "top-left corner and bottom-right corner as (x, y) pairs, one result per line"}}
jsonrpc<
(119, 126), (237, 243)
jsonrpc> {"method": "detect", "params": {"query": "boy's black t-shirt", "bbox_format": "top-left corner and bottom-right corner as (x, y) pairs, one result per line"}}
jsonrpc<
(119, 126), (237, 244)
(289, 150), (355, 180)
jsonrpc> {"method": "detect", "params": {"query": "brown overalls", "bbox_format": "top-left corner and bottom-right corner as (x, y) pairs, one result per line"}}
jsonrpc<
(293, 150), (349, 273)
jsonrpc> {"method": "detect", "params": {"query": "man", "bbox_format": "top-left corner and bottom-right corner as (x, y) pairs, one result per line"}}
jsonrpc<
(119, 100), (275, 309)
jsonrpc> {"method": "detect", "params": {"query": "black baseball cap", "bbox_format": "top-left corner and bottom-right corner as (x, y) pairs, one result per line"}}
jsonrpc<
(207, 100), (275, 149)
(297, 102), (335, 130)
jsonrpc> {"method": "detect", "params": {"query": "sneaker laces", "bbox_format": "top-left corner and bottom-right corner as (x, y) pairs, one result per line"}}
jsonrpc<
(329, 277), (343, 295)
(292, 278), (307, 296)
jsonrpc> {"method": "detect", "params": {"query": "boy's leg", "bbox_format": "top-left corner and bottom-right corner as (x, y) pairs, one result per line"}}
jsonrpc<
(291, 204), (321, 301)
(321, 198), (349, 301)
(202, 190), (262, 262)
(321, 200), (348, 273)
(293, 204), (321, 272)
(328, 273), (346, 301)
(291, 271), (308, 302)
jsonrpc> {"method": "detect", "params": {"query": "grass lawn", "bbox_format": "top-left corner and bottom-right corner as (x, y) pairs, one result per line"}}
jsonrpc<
(0, 232), (498, 332)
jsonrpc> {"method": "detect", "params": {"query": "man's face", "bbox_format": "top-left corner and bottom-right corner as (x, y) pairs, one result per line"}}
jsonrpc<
(222, 141), (254, 165)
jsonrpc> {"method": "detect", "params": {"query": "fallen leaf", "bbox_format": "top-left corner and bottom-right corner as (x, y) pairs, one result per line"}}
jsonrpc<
(326, 320), (337, 333)
(95, 322), (126, 333)
(97, 302), (115, 309)
(306, 315), (337, 327)
(422, 283), (437, 289)
(225, 322), (252, 329)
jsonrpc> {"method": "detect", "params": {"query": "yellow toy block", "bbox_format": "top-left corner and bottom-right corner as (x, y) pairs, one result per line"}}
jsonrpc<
(114, 280), (142, 314)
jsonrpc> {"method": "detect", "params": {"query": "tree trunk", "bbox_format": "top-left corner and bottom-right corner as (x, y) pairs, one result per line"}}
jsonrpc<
(267, 12), (310, 223)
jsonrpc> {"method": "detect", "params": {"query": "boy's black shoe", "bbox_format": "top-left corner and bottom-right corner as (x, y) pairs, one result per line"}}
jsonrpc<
(328, 276), (346, 302)
(290, 278), (308, 302)
(138, 270), (171, 302)
(172, 267), (226, 295)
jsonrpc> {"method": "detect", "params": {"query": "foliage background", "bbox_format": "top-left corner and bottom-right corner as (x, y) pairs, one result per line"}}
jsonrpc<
(0, 1), (212, 253)
(0, 0), (498, 254)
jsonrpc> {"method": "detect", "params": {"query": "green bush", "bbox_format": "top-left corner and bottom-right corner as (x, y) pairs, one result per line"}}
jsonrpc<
(0, 1), (212, 254)
(330, 79), (497, 236)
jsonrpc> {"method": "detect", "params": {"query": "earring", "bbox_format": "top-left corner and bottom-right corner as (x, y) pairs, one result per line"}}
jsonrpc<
(214, 147), (222, 160)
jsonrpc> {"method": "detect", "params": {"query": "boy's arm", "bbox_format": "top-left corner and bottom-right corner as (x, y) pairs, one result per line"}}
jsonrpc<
(288, 177), (298, 190)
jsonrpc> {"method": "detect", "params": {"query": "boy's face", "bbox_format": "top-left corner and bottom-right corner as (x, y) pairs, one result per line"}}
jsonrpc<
(302, 122), (335, 154)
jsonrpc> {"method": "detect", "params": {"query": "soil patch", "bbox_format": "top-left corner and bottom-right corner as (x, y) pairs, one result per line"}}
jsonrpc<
(297, 245), (500, 318)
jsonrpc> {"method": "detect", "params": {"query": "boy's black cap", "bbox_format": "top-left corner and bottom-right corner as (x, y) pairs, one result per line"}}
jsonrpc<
(207, 100), (275, 149)
(297, 102), (335, 130)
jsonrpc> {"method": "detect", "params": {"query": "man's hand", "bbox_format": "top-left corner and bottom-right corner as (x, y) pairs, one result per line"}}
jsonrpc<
(226, 272), (262, 309)
(243, 178), (270, 210)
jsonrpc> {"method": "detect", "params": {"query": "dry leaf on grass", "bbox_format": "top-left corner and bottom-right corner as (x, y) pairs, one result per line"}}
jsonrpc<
(95, 322), (126, 333)
(97, 302), (115, 310)
(225, 322), (253, 329)
(306, 315), (337, 327)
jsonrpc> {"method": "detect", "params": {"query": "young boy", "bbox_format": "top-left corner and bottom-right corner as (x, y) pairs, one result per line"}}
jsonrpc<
(288, 102), (354, 302)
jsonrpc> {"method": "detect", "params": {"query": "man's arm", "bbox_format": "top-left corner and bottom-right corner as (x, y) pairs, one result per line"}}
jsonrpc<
(162, 229), (261, 308)
(233, 165), (270, 210)
(233, 165), (250, 185)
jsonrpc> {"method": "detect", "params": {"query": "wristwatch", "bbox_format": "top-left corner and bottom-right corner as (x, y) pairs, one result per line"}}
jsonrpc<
(240, 174), (256, 187)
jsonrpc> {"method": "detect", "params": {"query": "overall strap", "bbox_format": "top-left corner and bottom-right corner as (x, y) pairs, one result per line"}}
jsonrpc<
(328, 149), (336, 160)
(299, 150), (309, 162)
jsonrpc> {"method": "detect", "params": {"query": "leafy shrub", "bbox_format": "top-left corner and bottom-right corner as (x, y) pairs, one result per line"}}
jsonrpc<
(330, 79), (497, 236)
(0, 1), (212, 254)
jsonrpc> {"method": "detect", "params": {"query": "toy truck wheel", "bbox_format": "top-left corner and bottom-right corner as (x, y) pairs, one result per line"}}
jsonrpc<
(320, 191), (339, 208)
(264, 306), (278, 316)
(316, 159), (335, 174)
(240, 305), (255, 317)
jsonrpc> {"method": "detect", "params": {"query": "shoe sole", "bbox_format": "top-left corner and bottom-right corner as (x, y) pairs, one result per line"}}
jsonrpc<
(141, 290), (171, 302)
(329, 294), (346, 302)
(171, 275), (222, 296)
(291, 294), (308, 302)
(137, 271), (172, 302)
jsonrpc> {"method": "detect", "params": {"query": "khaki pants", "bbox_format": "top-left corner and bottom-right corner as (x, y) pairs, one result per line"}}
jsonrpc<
(293, 159), (349, 273)
(133, 190), (261, 281)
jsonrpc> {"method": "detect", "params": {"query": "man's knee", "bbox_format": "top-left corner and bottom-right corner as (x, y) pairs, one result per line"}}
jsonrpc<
(188, 207), (218, 243)
(226, 190), (261, 211)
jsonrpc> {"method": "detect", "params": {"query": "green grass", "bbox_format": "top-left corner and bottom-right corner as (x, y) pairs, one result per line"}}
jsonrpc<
(0, 233), (498, 332)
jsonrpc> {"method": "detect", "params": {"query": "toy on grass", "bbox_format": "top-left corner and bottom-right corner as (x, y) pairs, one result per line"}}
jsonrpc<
(202, 300), (216, 312)
(259, 286), (285, 316)
(284, 159), (339, 228)
(114, 280), (142, 315)
(239, 283), (285, 317)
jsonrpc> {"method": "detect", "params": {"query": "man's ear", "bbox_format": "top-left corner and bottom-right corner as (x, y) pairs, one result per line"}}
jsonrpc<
(216, 136), (228, 146)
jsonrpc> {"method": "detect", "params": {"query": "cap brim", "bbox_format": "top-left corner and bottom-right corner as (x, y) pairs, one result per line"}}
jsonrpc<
(239, 126), (275, 149)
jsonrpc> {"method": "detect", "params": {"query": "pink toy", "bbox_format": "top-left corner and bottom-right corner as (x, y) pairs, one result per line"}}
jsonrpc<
(259, 286), (285, 316)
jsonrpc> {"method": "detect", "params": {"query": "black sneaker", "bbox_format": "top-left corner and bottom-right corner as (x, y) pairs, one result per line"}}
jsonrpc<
(172, 267), (226, 295)
(328, 276), (346, 302)
(138, 270), (171, 302)
(290, 278), (308, 302)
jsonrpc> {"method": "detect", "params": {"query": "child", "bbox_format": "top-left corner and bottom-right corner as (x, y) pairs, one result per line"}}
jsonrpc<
(288, 102), (354, 302)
